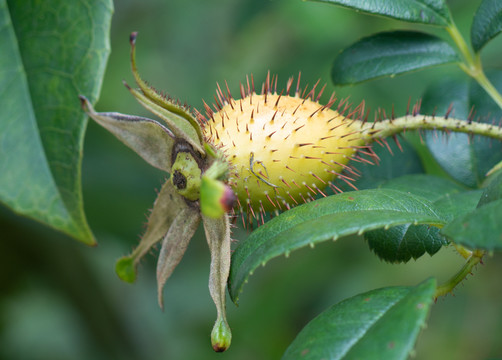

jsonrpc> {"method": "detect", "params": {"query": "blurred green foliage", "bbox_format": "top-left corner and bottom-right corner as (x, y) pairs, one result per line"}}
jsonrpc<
(1, 0), (502, 359)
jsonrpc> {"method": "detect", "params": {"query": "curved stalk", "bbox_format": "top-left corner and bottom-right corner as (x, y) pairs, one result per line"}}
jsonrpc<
(446, 23), (502, 109)
(435, 249), (485, 298)
(360, 114), (502, 143)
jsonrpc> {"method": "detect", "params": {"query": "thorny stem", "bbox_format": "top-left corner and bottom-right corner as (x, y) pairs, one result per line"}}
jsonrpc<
(360, 115), (502, 142)
(446, 23), (502, 110)
(434, 248), (485, 298)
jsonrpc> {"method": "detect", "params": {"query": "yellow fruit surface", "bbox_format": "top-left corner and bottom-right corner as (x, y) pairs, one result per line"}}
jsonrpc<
(204, 94), (364, 213)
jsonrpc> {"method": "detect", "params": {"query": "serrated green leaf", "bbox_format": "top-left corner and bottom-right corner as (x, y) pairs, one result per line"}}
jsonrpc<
(310, 0), (452, 26)
(0, 0), (113, 244)
(282, 278), (436, 360)
(332, 31), (459, 86)
(365, 175), (463, 262)
(366, 224), (446, 263)
(229, 189), (446, 303)
(441, 199), (502, 250)
(421, 71), (502, 188)
(471, 0), (502, 52)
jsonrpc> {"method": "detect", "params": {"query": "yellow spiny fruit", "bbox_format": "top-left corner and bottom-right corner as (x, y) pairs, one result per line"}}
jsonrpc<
(201, 74), (372, 220)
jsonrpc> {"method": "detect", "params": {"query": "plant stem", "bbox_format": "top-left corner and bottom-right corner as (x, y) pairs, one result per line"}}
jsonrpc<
(434, 249), (485, 298)
(446, 23), (502, 109)
(360, 115), (502, 143)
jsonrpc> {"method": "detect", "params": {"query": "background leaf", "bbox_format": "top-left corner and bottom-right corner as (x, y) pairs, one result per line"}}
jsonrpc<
(421, 71), (502, 188)
(229, 189), (446, 303)
(310, 0), (452, 26)
(0, 0), (113, 244)
(441, 172), (502, 250)
(441, 200), (502, 250)
(471, 0), (502, 53)
(282, 278), (436, 360)
(332, 31), (459, 85)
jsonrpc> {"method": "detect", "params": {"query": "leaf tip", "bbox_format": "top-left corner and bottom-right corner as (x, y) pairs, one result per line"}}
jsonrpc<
(115, 256), (137, 283)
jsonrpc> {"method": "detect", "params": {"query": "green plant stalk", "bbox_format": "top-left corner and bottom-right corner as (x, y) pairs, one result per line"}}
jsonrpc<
(434, 249), (485, 298)
(446, 23), (502, 110)
(361, 115), (502, 142)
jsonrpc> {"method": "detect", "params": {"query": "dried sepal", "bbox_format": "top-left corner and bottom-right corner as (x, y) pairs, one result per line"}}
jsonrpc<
(79, 96), (175, 172)
(124, 84), (205, 155)
(202, 214), (232, 352)
(156, 204), (201, 309)
(128, 32), (205, 153)
(115, 181), (186, 282)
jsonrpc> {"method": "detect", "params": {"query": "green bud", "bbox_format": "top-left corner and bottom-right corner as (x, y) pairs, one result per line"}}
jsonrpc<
(170, 152), (201, 201)
(201, 176), (235, 218)
(211, 316), (232, 352)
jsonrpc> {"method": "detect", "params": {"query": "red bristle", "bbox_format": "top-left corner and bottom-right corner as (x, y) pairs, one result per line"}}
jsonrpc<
(286, 192), (299, 205)
(301, 84), (309, 99)
(406, 97), (411, 116)
(311, 172), (327, 184)
(286, 77), (294, 95)
(213, 95), (222, 111)
(393, 135), (403, 152)
(328, 181), (343, 194)
(304, 183), (317, 195)
(274, 89), (284, 108)
(315, 185), (327, 197)
(286, 165), (296, 174)
(239, 82), (246, 99)
(340, 177), (358, 191)
(316, 84), (327, 102)
(296, 72), (302, 96)
(271, 110), (279, 122)
(280, 178), (291, 188)
(292, 103), (302, 115)
(265, 193), (277, 208)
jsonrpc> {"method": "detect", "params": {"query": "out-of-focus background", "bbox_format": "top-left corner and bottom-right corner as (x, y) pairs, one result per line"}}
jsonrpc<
(1, 0), (501, 359)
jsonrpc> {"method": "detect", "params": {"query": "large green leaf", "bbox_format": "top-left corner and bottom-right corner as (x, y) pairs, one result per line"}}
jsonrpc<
(441, 172), (502, 250)
(229, 189), (446, 303)
(310, 0), (452, 26)
(332, 31), (460, 86)
(282, 278), (436, 360)
(421, 71), (502, 188)
(0, 0), (113, 244)
(471, 0), (502, 53)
